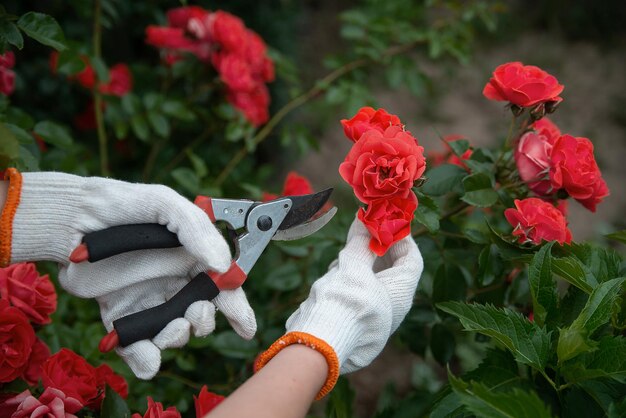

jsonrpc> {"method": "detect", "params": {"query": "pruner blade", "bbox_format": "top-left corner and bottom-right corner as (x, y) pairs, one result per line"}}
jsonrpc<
(277, 188), (333, 230)
(272, 206), (337, 241)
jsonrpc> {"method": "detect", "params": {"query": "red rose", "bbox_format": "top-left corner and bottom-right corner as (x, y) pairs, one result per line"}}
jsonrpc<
(0, 300), (35, 383)
(100, 64), (133, 97)
(514, 131), (555, 196)
(145, 27), (211, 62)
(21, 338), (50, 385)
(556, 199), (568, 217)
(358, 193), (417, 256)
(74, 59), (96, 89)
(339, 125), (426, 203)
(245, 31), (274, 82)
(41, 348), (98, 407)
(532, 117), (561, 139)
(85, 364), (128, 409)
(215, 53), (255, 92)
(209, 11), (248, 54)
(166, 6), (209, 29)
(282, 171), (314, 196)
(132, 397), (181, 418)
(483, 62), (564, 107)
(0, 51), (15, 68)
(227, 85), (270, 127)
(504, 198), (572, 245)
(0, 52), (15, 96)
(341, 107), (402, 143)
(0, 262), (57, 324)
(194, 385), (225, 418)
(549, 134), (609, 212)
(10, 388), (82, 417)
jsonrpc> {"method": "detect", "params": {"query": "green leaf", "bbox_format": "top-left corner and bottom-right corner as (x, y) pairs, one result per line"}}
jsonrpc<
(0, 20), (23, 49)
(465, 348), (520, 387)
(0, 122), (20, 166)
(55, 50), (86, 76)
(91, 56), (109, 83)
(528, 243), (558, 326)
(413, 192), (440, 233)
(121, 94), (141, 115)
(447, 139), (470, 157)
(557, 277), (625, 364)
(265, 262), (302, 291)
(187, 151), (208, 178)
(130, 114), (150, 141)
(449, 372), (553, 418)
(567, 242), (622, 283)
(210, 330), (259, 359)
(422, 164), (466, 196)
(162, 100), (195, 121)
(461, 173), (498, 208)
(430, 323), (456, 365)
(432, 264), (467, 304)
(477, 244), (502, 287)
(147, 111), (170, 138)
(33, 121), (73, 148)
(562, 336), (626, 384)
(437, 302), (551, 370)
(325, 377), (354, 418)
(552, 256), (596, 294)
(606, 230), (626, 245)
(171, 167), (199, 195)
(100, 384), (130, 418)
(16, 145), (39, 170)
(17, 12), (66, 51)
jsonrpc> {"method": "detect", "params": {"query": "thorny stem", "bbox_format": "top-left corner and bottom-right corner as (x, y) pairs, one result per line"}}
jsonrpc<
(92, 0), (109, 177)
(214, 40), (424, 187)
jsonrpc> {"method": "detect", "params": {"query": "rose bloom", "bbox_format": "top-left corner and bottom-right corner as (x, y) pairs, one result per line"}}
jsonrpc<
(339, 125), (426, 203)
(167, 5), (209, 28)
(514, 130), (555, 196)
(358, 193), (418, 256)
(0, 51), (15, 96)
(7, 388), (82, 418)
(341, 107), (402, 143)
(41, 348), (98, 407)
(483, 62), (564, 107)
(21, 338), (51, 386)
(532, 117), (561, 139)
(227, 85), (270, 127)
(263, 171), (316, 202)
(132, 397), (181, 418)
(194, 386), (225, 418)
(0, 300), (35, 383)
(87, 364), (129, 410)
(208, 11), (248, 54)
(504, 198), (572, 245)
(0, 262), (57, 324)
(99, 63), (133, 97)
(549, 134), (609, 212)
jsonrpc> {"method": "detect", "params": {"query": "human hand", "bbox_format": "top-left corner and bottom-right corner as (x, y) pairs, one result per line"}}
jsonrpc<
(3, 170), (256, 378)
(255, 216), (423, 398)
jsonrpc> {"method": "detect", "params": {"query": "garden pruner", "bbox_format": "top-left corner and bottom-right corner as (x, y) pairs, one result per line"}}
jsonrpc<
(68, 190), (336, 352)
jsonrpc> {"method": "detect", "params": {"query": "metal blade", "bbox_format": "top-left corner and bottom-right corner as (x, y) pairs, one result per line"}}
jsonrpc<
(272, 207), (337, 241)
(277, 188), (333, 230)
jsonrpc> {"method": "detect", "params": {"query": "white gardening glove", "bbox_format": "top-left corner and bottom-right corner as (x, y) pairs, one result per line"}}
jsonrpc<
(254, 216), (423, 399)
(5, 171), (256, 379)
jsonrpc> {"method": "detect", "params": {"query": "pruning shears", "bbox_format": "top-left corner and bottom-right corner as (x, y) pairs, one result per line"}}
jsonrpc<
(68, 190), (336, 352)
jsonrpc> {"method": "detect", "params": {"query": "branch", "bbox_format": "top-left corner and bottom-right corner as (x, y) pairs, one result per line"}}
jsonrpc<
(214, 40), (424, 187)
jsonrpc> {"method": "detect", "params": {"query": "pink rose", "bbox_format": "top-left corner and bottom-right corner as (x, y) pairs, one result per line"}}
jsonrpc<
(483, 62), (564, 107)
(549, 134), (609, 212)
(514, 131), (555, 196)
(339, 125), (426, 203)
(504, 198), (572, 245)
(9, 388), (82, 418)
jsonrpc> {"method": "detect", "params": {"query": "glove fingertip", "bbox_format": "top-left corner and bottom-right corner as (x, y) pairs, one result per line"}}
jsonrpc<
(117, 340), (161, 380)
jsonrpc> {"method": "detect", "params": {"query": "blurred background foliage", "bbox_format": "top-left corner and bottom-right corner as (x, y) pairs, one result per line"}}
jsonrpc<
(1, 0), (625, 417)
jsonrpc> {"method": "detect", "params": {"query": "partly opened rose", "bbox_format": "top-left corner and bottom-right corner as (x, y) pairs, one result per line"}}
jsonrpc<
(341, 107), (402, 143)
(339, 125), (426, 204)
(549, 134), (609, 212)
(0, 262), (57, 324)
(21, 338), (51, 386)
(0, 300), (35, 383)
(9, 388), (82, 418)
(132, 397), (181, 418)
(194, 385), (225, 418)
(483, 62), (564, 107)
(358, 193), (418, 256)
(514, 130), (555, 196)
(504, 198), (572, 245)
(41, 348), (98, 407)
(88, 364), (129, 409)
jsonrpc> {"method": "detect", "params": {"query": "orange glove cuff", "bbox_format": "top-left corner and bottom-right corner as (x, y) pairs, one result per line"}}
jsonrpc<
(1, 168), (22, 266)
(253, 331), (340, 400)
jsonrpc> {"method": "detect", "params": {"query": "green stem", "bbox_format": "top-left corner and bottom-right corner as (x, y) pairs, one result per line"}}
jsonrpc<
(214, 40), (424, 187)
(92, 0), (109, 176)
(143, 140), (165, 182)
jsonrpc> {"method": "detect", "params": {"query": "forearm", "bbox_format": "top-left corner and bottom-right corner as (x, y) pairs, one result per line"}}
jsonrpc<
(207, 345), (327, 418)
(0, 180), (7, 211)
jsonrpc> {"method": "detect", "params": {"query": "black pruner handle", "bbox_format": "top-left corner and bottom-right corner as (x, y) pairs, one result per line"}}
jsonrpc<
(113, 272), (220, 348)
(79, 223), (182, 262)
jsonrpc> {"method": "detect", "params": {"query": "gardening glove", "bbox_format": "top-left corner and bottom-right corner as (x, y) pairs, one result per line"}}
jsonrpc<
(0, 169), (256, 379)
(254, 216), (423, 399)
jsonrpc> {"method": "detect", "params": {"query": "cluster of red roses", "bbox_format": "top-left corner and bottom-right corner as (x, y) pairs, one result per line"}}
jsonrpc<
(483, 61), (609, 245)
(146, 6), (274, 127)
(339, 107), (426, 255)
(49, 52), (133, 131)
(0, 52), (15, 96)
(132, 387), (224, 418)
